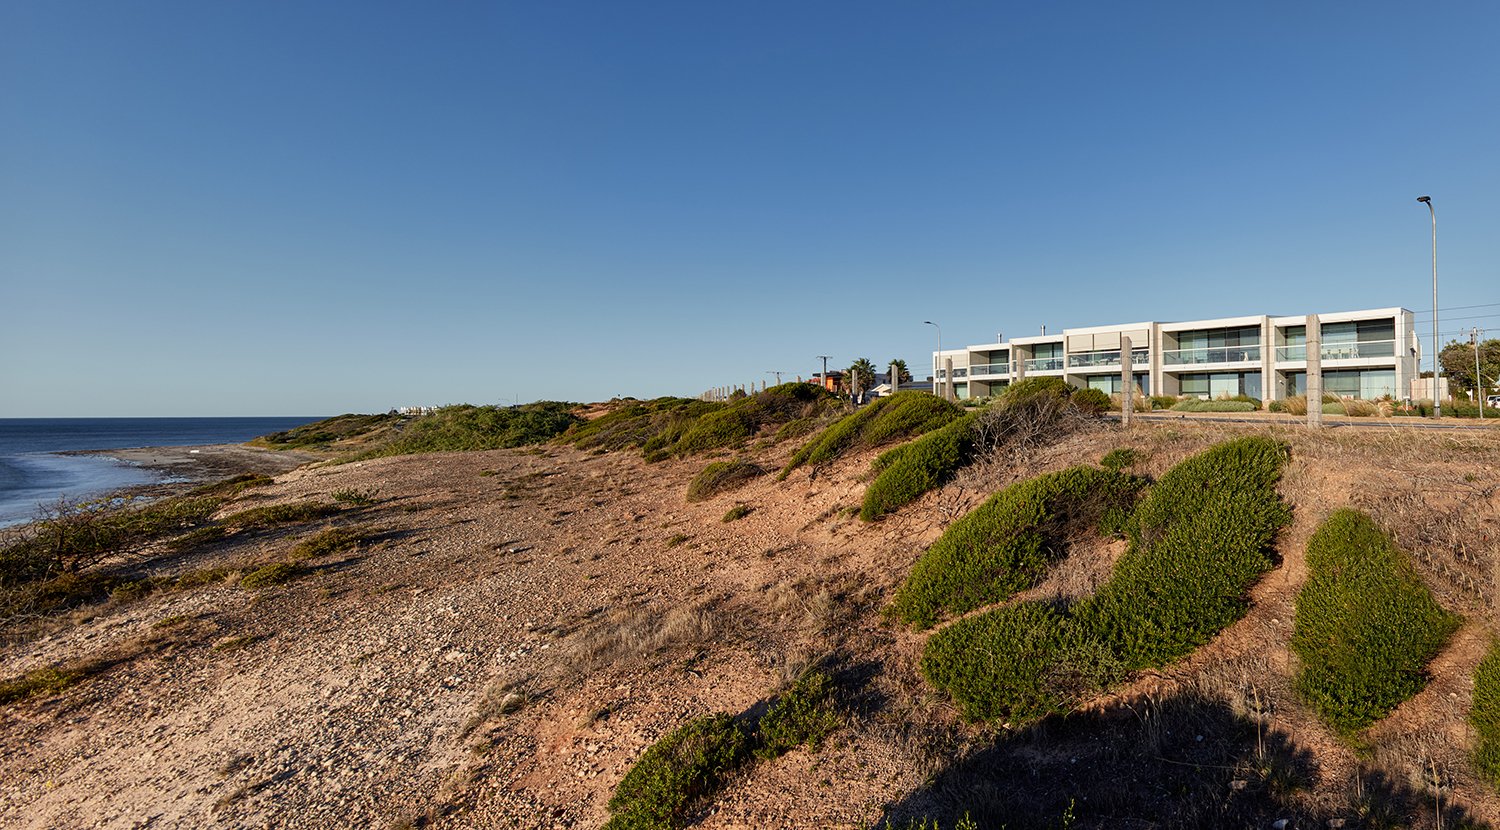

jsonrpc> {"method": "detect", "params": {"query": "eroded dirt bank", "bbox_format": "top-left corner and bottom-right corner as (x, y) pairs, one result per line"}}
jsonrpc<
(2, 421), (1499, 829)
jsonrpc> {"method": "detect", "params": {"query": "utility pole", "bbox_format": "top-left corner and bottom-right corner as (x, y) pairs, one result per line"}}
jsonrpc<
(1474, 328), (1485, 420)
(1418, 196), (1439, 417)
(816, 355), (831, 390)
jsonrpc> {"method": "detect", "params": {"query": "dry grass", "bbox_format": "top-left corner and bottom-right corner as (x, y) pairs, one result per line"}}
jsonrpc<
(568, 603), (724, 675)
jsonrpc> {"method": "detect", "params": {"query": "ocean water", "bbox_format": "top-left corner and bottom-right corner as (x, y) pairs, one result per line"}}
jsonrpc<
(0, 417), (321, 528)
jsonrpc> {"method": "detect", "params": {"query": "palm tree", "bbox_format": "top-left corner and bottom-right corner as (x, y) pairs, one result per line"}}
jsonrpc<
(847, 358), (877, 394)
(888, 359), (912, 385)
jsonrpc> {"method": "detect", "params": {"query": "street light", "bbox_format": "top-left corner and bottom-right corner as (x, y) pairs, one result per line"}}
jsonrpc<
(767, 370), (785, 385)
(924, 321), (941, 395)
(1418, 196), (1440, 418)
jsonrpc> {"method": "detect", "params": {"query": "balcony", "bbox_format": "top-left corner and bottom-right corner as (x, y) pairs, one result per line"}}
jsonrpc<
(1024, 357), (1066, 372)
(1067, 349), (1151, 369)
(934, 367), (970, 379)
(1274, 339), (1396, 361)
(1162, 345), (1261, 366)
(968, 362), (1009, 377)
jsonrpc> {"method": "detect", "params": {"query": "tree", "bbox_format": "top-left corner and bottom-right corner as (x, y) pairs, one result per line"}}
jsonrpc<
(847, 358), (877, 394)
(888, 359), (912, 385)
(1438, 338), (1500, 398)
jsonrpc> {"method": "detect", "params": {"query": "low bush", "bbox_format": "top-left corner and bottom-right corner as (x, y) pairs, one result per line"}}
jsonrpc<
(566, 398), (722, 453)
(346, 403), (580, 460)
(1069, 387), (1112, 415)
(240, 562), (306, 590)
(1073, 436), (1291, 669)
(756, 668), (840, 758)
(1099, 448), (1139, 471)
(1, 495), (224, 588)
(604, 714), (750, 830)
(999, 377), (1072, 404)
(860, 412), (979, 521)
(889, 466), (1143, 629)
(921, 600), (1069, 724)
(1149, 395), (1179, 410)
(1291, 510), (1459, 733)
(780, 392), (961, 478)
(189, 473), (275, 498)
(721, 504), (752, 523)
(291, 526), (372, 560)
(1472, 641), (1500, 786)
(254, 413), (401, 450)
(222, 500), (341, 528)
(0, 663), (98, 705)
(686, 460), (765, 502)
(920, 437), (1292, 723)
(1169, 399), (1257, 413)
(660, 384), (834, 460)
(331, 487), (380, 506)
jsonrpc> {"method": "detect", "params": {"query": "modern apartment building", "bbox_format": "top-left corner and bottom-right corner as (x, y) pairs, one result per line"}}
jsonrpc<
(933, 307), (1418, 403)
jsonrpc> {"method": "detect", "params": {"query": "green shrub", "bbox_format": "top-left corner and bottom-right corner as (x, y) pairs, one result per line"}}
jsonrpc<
(860, 412), (979, 521)
(1169, 399), (1257, 413)
(0, 663), (97, 705)
(255, 413), (402, 450)
(1149, 395), (1179, 410)
(1099, 448), (1139, 471)
(780, 392), (961, 478)
(1472, 641), (1500, 786)
(290, 526), (371, 560)
(189, 473), (275, 498)
(345, 403), (580, 460)
(919, 438), (1292, 724)
(999, 377), (1072, 404)
(222, 500), (341, 528)
(1291, 510), (1459, 733)
(686, 460), (765, 502)
(721, 504), (752, 523)
(921, 600), (1069, 723)
(331, 487), (380, 506)
(1267, 400), (1286, 413)
(240, 562), (306, 590)
(1, 495), (224, 588)
(566, 398), (722, 453)
(1073, 436), (1291, 669)
(889, 466), (1143, 629)
(1069, 387), (1112, 415)
(756, 669), (840, 758)
(604, 714), (750, 830)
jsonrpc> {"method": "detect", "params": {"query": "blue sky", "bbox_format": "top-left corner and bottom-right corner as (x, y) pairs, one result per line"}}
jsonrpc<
(2, 1), (1496, 416)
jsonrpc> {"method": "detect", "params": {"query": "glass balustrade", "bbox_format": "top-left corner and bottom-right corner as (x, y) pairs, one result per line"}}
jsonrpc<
(1024, 357), (1066, 372)
(1161, 346), (1262, 365)
(1067, 350), (1151, 368)
(1274, 339), (1396, 361)
(968, 362), (1009, 376)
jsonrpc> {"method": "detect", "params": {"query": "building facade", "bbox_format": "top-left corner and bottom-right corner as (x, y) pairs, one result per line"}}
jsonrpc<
(934, 307), (1419, 403)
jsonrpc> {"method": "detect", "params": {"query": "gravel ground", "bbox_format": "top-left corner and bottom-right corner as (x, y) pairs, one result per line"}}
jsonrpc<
(3, 423), (1500, 829)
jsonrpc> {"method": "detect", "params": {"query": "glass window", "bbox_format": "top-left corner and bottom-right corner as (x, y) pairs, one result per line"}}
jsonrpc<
(1321, 322), (1357, 344)
(1282, 326), (1306, 347)
(1180, 374), (1210, 396)
(1356, 320), (1395, 342)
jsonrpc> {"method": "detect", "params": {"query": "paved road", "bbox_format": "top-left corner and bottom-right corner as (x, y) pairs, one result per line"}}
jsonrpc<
(1111, 412), (1500, 432)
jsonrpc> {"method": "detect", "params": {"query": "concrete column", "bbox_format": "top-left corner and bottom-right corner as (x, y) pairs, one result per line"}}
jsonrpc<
(1013, 348), (1026, 381)
(1261, 317), (1274, 406)
(1307, 314), (1323, 428)
(1121, 335), (1134, 428)
(890, 362), (900, 396)
(944, 357), (955, 401)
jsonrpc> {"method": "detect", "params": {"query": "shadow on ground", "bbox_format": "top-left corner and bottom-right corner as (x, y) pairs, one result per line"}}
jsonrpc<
(875, 690), (1483, 830)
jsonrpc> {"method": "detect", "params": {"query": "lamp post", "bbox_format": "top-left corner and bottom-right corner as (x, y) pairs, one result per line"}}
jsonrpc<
(1418, 196), (1440, 418)
(924, 320), (941, 395)
(767, 370), (785, 385)
(816, 355), (831, 391)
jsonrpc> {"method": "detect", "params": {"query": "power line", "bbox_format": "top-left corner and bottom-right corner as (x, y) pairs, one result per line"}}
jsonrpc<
(1410, 301), (1500, 318)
